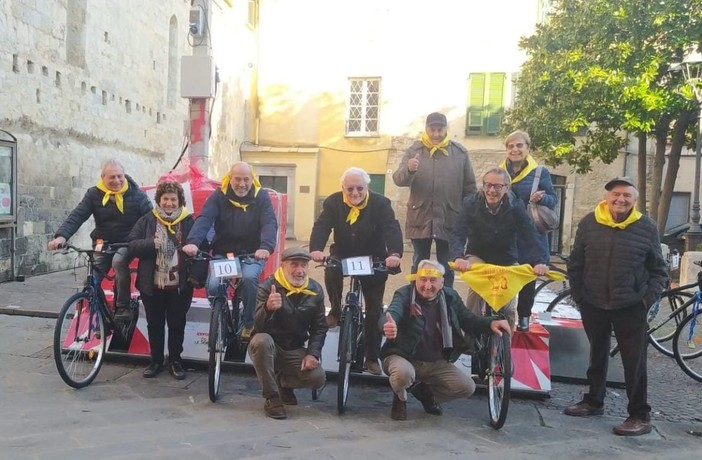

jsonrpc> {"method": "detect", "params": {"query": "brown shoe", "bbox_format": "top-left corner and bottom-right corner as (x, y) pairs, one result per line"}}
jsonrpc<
(613, 417), (652, 436)
(240, 326), (254, 342)
(325, 314), (339, 328)
(410, 382), (443, 415)
(390, 393), (407, 421)
(564, 400), (604, 417)
(364, 359), (382, 376)
(276, 374), (298, 405)
(264, 394), (287, 419)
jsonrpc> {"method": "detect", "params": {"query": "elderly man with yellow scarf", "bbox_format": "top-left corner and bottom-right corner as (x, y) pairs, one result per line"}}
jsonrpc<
(565, 177), (667, 437)
(379, 259), (511, 421)
(48, 158), (152, 317)
(248, 246), (327, 420)
(183, 161), (278, 340)
(310, 167), (403, 376)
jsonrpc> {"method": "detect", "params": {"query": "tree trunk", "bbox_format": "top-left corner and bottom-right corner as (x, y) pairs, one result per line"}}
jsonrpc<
(651, 115), (671, 225)
(658, 111), (694, 236)
(637, 132), (647, 214)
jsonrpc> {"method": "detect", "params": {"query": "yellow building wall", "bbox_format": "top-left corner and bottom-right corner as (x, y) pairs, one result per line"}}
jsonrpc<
(241, 151), (319, 239)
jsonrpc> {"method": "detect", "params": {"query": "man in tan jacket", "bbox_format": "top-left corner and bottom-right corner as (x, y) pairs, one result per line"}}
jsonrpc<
(392, 112), (476, 287)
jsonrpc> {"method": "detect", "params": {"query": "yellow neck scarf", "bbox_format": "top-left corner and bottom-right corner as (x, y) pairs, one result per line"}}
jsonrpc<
(594, 201), (642, 229)
(420, 131), (450, 156)
(152, 208), (190, 234)
(273, 267), (317, 296)
(220, 170), (262, 211)
(343, 191), (369, 225)
(449, 262), (566, 312)
(406, 268), (444, 282)
(499, 154), (538, 184)
(96, 178), (129, 214)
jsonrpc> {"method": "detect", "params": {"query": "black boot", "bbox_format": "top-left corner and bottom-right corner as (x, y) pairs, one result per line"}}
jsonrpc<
(410, 382), (443, 415)
(391, 393), (407, 421)
(143, 362), (163, 378)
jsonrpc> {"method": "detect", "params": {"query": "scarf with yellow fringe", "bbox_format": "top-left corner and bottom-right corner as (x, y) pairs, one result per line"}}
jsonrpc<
(343, 191), (369, 225)
(594, 201), (642, 229)
(220, 169), (262, 211)
(96, 178), (129, 213)
(420, 131), (450, 156)
(499, 154), (538, 184)
(273, 267), (317, 296)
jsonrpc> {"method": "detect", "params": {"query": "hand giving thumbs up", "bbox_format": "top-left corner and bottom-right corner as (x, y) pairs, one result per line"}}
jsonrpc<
(266, 285), (282, 311)
(384, 312), (397, 339)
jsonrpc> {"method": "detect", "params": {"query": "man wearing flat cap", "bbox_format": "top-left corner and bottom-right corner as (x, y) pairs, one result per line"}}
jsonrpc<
(565, 177), (667, 436)
(249, 247), (328, 419)
(393, 111), (476, 288)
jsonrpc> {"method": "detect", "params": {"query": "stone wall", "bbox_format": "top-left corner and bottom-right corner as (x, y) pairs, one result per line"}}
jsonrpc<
(0, 0), (249, 280)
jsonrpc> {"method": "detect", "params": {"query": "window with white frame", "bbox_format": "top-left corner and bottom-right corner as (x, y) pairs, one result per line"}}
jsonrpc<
(346, 78), (380, 136)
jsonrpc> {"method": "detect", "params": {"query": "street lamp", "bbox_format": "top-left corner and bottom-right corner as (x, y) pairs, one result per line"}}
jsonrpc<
(671, 47), (702, 252)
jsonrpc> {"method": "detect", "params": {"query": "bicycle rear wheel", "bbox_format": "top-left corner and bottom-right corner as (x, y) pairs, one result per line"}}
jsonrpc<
(487, 332), (511, 429)
(54, 292), (106, 389)
(337, 309), (354, 414)
(545, 288), (578, 315)
(208, 298), (227, 402)
(648, 292), (692, 357)
(672, 311), (702, 382)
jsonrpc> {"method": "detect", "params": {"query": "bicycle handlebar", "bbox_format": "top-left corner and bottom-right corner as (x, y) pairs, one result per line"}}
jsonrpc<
(316, 256), (401, 275)
(55, 242), (129, 256)
(189, 251), (257, 264)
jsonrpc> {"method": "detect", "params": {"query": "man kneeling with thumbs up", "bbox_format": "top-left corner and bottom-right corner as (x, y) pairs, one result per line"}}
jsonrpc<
(248, 247), (328, 419)
(380, 259), (511, 421)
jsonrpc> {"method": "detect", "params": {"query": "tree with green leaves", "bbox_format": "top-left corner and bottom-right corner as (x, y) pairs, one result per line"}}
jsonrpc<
(503, 0), (702, 235)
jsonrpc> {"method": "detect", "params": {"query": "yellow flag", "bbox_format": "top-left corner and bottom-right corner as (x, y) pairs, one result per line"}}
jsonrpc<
(450, 262), (565, 312)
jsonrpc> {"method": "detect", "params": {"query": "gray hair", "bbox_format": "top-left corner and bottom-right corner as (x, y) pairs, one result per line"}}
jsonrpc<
(417, 259), (445, 275)
(340, 167), (371, 185)
(504, 130), (531, 147)
(101, 158), (125, 175)
(482, 167), (511, 185)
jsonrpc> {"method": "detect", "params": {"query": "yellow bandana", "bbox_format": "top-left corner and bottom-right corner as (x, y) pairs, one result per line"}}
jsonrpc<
(152, 207), (190, 234)
(420, 131), (450, 156)
(499, 154), (538, 184)
(96, 178), (129, 214)
(343, 191), (369, 225)
(449, 262), (566, 312)
(220, 169), (262, 211)
(594, 201), (642, 229)
(406, 268), (444, 282)
(273, 267), (317, 296)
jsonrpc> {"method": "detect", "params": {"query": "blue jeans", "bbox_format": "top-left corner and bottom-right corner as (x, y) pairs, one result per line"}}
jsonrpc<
(206, 259), (264, 328)
(410, 238), (454, 287)
(94, 247), (132, 309)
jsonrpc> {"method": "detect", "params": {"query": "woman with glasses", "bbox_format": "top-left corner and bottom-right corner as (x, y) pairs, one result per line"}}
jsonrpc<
(499, 130), (557, 331)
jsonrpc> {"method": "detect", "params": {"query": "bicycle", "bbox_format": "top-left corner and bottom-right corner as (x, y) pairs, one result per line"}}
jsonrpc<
(53, 242), (139, 389)
(671, 269), (702, 382)
(194, 252), (256, 402)
(319, 255), (399, 415)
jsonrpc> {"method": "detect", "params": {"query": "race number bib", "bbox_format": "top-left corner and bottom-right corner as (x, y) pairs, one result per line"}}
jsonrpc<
(210, 258), (242, 279)
(341, 256), (373, 276)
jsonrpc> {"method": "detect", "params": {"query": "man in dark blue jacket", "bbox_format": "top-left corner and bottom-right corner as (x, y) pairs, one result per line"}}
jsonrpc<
(450, 168), (549, 329)
(48, 159), (152, 314)
(183, 162), (278, 338)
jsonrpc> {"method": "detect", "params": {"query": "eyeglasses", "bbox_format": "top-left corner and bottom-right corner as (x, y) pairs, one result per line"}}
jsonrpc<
(483, 183), (508, 191)
(507, 142), (526, 149)
(344, 186), (365, 193)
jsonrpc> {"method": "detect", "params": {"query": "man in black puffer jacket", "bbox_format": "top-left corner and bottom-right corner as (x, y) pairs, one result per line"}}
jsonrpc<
(48, 159), (152, 313)
(564, 177), (667, 437)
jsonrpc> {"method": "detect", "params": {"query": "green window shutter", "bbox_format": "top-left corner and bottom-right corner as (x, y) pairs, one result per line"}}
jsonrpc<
(486, 72), (506, 135)
(466, 73), (486, 135)
(368, 174), (385, 196)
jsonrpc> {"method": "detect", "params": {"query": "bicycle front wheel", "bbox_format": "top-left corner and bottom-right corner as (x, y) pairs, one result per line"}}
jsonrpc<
(54, 292), (106, 389)
(337, 310), (354, 414)
(208, 297), (227, 402)
(487, 332), (511, 429)
(545, 288), (578, 315)
(672, 311), (702, 383)
(648, 292), (692, 357)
